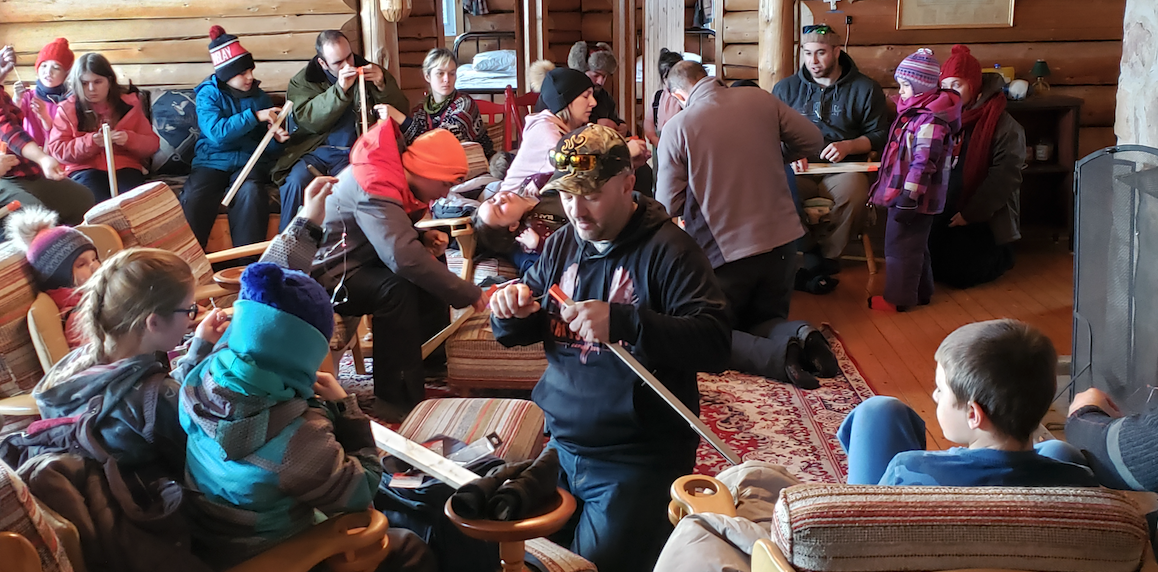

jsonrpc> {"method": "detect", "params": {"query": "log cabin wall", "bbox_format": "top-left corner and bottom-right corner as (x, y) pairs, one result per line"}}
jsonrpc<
(397, 0), (444, 105)
(718, 0), (1123, 157)
(2, 0), (361, 94)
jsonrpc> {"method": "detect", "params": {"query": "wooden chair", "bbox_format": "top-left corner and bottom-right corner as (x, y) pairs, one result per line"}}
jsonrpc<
(445, 488), (576, 572)
(477, 87), (540, 153)
(1, 507), (391, 572)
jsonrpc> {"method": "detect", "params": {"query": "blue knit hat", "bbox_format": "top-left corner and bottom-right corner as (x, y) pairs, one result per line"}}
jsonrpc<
(895, 48), (941, 95)
(239, 263), (334, 339)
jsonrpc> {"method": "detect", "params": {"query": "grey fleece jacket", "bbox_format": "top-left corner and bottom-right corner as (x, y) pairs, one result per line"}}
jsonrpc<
(656, 77), (824, 268)
(311, 166), (481, 309)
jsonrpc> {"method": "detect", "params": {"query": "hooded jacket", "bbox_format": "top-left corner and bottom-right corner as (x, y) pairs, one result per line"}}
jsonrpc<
(32, 339), (213, 473)
(499, 109), (569, 193)
(179, 300), (382, 569)
(869, 89), (962, 215)
(18, 88), (63, 147)
(656, 77), (824, 268)
(271, 54), (408, 185)
(950, 73), (1025, 245)
(311, 121), (481, 309)
(492, 195), (731, 461)
(191, 75), (284, 173)
(47, 93), (160, 176)
(772, 51), (890, 160)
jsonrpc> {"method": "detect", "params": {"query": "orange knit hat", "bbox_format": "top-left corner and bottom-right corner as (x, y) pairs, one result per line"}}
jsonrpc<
(402, 129), (468, 182)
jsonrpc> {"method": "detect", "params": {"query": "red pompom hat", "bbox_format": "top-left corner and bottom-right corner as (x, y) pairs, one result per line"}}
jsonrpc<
(36, 38), (74, 71)
(208, 25), (256, 82)
(939, 44), (983, 99)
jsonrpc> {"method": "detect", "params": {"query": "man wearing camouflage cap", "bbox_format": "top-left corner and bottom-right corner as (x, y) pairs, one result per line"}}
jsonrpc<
(490, 124), (730, 572)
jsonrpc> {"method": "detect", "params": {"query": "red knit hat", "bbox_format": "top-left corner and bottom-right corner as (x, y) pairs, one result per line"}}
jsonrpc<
(36, 38), (74, 71)
(208, 25), (255, 82)
(939, 44), (983, 100)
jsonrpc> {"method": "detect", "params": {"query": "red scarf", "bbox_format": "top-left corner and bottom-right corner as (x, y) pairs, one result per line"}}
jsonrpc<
(958, 94), (1005, 206)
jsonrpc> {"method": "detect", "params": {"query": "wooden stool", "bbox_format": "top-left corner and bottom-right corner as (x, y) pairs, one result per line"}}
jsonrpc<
(444, 488), (576, 572)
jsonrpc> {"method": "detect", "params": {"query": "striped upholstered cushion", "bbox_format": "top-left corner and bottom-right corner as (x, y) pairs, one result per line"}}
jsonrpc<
(0, 243), (42, 403)
(445, 249), (519, 285)
(773, 484), (1150, 572)
(446, 309), (547, 389)
(83, 181), (213, 285)
(0, 461), (72, 572)
(398, 398), (545, 462)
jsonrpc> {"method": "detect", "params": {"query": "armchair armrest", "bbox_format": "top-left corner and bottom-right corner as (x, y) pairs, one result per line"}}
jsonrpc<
(224, 510), (390, 572)
(668, 474), (736, 526)
(752, 538), (795, 572)
(414, 217), (477, 281)
(0, 394), (38, 417)
(205, 241), (272, 265)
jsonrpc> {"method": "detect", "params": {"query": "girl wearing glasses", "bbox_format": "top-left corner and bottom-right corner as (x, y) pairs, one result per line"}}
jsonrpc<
(32, 248), (229, 476)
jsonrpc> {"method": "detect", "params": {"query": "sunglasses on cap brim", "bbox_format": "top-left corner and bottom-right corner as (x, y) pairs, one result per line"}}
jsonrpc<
(802, 24), (835, 35)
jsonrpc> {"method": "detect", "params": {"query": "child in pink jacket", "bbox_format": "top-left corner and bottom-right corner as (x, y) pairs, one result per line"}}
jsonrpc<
(14, 38), (73, 147)
(47, 53), (158, 203)
(867, 48), (961, 313)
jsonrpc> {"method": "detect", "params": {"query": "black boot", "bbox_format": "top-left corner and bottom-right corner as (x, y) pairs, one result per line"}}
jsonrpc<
(784, 340), (820, 389)
(801, 328), (840, 378)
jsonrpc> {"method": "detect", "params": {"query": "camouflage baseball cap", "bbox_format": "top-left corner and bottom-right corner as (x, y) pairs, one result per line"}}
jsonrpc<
(541, 124), (633, 196)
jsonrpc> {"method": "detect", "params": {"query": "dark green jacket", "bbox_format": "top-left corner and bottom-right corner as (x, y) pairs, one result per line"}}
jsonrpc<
(272, 54), (408, 184)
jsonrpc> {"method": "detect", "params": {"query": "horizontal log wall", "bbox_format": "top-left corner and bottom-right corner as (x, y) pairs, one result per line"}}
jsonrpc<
(718, 0), (1124, 153)
(397, 0), (442, 104)
(5, 4), (360, 93)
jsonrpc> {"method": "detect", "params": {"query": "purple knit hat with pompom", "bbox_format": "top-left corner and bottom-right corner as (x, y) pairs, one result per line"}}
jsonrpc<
(238, 263), (334, 339)
(895, 48), (941, 95)
(26, 226), (96, 291)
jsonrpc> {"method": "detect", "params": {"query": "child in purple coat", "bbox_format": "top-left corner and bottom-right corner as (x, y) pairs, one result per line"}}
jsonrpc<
(868, 48), (961, 312)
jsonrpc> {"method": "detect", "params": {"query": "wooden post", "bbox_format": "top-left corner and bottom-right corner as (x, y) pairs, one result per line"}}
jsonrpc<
(222, 101), (293, 207)
(643, 0), (683, 121)
(758, 0), (795, 89)
(361, 0), (401, 80)
(520, 0), (548, 90)
(613, 0), (637, 132)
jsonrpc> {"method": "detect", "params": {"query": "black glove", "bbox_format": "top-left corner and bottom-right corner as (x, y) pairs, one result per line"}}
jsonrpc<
(893, 195), (921, 225)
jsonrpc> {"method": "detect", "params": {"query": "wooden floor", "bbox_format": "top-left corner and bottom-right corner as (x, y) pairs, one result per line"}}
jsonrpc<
(788, 232), (1075, 451)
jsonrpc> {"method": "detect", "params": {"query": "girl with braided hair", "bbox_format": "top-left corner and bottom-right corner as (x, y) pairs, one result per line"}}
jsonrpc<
(32, 248), (230, 473)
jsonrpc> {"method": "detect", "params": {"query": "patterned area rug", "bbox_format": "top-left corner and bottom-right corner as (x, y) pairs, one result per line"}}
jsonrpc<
(339, 325), (875, 483)
(694, 326), (876, 482)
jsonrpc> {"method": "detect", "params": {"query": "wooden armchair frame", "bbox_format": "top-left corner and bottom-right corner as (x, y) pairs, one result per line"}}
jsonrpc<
(1, 510), (391, 572)
(413, 216), (479, 360)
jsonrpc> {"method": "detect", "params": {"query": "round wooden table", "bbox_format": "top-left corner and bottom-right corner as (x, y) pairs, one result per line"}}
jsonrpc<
(444, 488), (576, 572)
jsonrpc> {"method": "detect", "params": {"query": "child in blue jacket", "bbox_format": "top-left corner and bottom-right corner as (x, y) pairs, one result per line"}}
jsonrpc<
(180, 26), (288, 248)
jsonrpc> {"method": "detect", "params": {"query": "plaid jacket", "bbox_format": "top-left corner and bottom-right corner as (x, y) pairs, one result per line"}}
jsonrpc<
(0, 87), (42, 179)
(869, 89), (961, 215)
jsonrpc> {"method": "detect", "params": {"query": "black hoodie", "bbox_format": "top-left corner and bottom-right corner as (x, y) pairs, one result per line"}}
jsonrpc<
(491, 195), (730, 462)
(772, 50), (889, 161)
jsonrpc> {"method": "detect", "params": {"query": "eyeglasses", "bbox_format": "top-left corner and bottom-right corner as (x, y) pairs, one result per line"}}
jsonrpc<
(550, 151), (600, 173)
(802, 24), (835, 35)
(173, 304), (201, 321)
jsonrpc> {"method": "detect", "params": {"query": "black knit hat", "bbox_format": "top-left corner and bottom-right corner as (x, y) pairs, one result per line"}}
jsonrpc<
(209, 25), (256, 82)
(540, 68), (593, 114)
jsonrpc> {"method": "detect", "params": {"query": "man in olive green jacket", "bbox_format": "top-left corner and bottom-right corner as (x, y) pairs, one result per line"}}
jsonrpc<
(274, 30), (408, 231)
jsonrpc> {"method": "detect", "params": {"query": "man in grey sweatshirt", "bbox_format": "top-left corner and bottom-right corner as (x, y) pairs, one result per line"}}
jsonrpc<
(656, 61), (834, 387)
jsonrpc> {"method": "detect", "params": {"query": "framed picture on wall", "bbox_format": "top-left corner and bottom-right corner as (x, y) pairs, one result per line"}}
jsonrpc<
(897, 0), (1015, 29)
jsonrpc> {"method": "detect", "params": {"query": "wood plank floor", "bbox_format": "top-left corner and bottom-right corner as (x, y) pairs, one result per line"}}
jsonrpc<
(788, 233), (1075, 451)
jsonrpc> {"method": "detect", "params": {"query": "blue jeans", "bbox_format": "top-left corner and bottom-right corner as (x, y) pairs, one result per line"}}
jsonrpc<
(70, 168), (146, 204)
(838, 396), (1088, 485)
(549, 440), (695, 572)
(279, 146), (349, 231)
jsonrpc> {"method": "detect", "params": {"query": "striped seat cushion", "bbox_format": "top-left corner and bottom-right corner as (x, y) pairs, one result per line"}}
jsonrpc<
(773, 484), (1150, 572)
(0, 243), (42, 435)
(0, 461), (72, 572)
(445, 249), (518, 285)
(398, 398), (545, 462)
(83, 181), (213, 285)
(446, 309), (547, 390)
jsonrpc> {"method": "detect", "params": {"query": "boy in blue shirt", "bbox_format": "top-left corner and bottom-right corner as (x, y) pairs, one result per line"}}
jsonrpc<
(838, 319), (1099, 487)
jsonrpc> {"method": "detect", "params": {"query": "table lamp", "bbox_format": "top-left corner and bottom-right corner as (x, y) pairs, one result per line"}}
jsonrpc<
(1031, 59), (1051, 94)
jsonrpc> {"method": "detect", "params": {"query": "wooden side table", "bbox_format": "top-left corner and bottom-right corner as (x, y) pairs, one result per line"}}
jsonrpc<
(445, 488), (577, 572)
